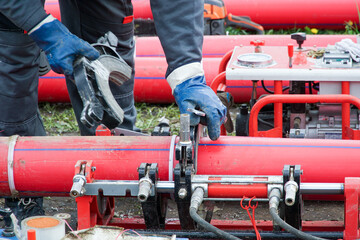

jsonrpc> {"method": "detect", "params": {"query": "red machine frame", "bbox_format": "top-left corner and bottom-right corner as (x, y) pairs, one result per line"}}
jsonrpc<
(207, 48), (360, 238)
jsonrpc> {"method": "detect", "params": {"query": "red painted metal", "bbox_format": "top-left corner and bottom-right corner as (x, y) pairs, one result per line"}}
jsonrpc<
(342, 82), (351, 140)
(74, 160), (116, 230)
(249, 94), (360, 139)
(344, 178), (360, 239)
(273, 81), (283, 138)
(209, 72), (227, 135)
(76, 195), (115, 230)
(218, 50), (233, 73)
(1, 135), (360, 196)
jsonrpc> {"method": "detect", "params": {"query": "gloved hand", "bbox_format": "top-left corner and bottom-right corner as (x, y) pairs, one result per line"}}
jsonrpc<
(173, 75), (227, 140)
(29, 15), (99, 76)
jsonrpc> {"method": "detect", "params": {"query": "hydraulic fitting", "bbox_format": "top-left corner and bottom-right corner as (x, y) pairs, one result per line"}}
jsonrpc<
(190, 187), (205, 211)
(137, 177), (153, 202)
(269, 188), (281, 210)
(284, 180), (299, 206)
(70, 174), (87, 197)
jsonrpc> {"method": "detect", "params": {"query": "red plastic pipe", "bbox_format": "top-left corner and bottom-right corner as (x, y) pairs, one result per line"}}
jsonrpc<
(208, 183), (268, 198)
(1, 135), (360, 197)
(46, 0), (360, 30)
(44, 0), (61, 20)
(136, 35), (357, 58)
(131, 0), (360, 29)
(39, 58), (289, 104)
(218, 50), (233, 73)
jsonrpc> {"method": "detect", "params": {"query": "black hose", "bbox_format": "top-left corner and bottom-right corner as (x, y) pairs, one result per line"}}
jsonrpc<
(269, 208), (328, 240)
(261, 81), (290, 94)
(189, 207), (242, 240)
(313, 82), (319, 91)
(261, 80), (274, 94)
(258, 117), (274, 128)
(308, 81), (313, 94)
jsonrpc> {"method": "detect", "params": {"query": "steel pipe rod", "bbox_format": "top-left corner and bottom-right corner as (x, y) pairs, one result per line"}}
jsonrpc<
(129, 181), (345, 196)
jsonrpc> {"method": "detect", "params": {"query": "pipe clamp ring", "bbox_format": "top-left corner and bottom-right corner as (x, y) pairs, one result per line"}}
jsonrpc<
(168, 135), (177, 181)
(7, 135), (19, 196)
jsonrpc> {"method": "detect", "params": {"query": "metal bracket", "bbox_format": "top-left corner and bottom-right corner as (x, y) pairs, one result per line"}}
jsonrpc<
(138, 163), (167, 229)
(282, 165), (302, 229)
(174, 164), (196, 230)
(70, 160), (95, 197)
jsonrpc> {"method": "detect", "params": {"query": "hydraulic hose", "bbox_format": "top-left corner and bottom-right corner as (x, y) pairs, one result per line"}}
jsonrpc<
(268, 189), (328, 240)
(189, 188), (243, 240)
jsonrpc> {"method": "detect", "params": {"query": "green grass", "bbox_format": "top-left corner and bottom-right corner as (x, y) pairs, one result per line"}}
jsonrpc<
(39, 102), (181, 136)
(39, 102), (79, 136)
(135, 103), (180, 135)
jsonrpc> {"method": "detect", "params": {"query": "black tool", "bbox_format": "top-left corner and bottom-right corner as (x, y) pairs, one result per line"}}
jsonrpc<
(73, 32), (132, 130)
(291, 32), (307, 50)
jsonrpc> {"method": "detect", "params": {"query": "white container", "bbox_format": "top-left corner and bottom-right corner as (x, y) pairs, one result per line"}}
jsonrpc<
(21, 216), (65, 240)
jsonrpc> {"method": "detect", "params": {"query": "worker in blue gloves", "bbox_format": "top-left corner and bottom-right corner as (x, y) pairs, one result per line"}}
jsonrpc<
(0, 0), (226, 220)
(57, 0), (227, 139)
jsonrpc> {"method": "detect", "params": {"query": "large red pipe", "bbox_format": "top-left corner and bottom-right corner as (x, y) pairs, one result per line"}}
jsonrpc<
(1, 135), (359, 197)
(38, 35), (355, 103)
(132, 0), (360, 30)
(45, 0), (360, 30)
(39, 58), (288, 104)
(136, 35), (357, 58)
(222, 0), (360, 30)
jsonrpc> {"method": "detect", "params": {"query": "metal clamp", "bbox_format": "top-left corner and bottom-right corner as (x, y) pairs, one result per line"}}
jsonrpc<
(7, 135), (19, 197)
(73, 31), (132, 130)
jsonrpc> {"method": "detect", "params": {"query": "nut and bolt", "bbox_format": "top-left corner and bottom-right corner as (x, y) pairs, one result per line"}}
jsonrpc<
(178, 188), (188, 199)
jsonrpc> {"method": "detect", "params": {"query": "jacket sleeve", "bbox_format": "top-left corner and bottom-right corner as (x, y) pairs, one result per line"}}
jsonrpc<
(0, 1), (48, 32)
(150, 0), (204, 77)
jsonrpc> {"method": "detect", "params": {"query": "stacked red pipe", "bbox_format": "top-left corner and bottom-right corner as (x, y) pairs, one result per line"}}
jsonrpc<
(45, 0), (360, 30)
(38, 35), (357, 103)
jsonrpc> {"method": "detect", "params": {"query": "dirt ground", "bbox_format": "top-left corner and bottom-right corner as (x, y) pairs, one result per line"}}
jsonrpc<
(42, 196), (344, 231)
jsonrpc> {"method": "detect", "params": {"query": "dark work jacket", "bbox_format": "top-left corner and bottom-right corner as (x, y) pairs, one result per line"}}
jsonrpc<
(0, 0), (47, 31)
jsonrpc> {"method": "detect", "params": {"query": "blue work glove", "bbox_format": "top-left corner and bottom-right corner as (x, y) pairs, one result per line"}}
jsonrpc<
(173, 75), (227, 140)
(29, 15), (99, 76)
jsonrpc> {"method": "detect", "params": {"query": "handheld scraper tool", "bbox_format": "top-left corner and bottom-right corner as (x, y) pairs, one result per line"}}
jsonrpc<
(73, 32), (132, 130)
